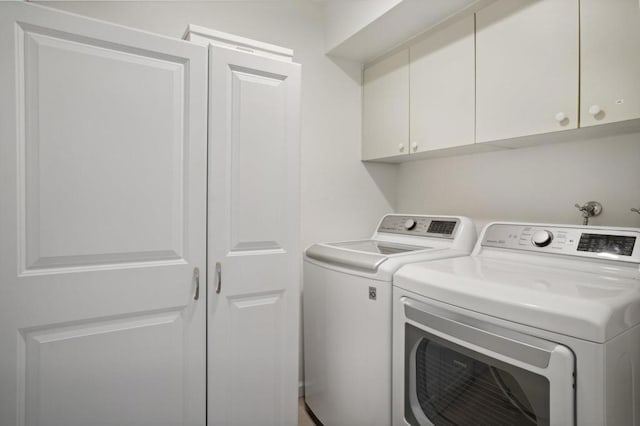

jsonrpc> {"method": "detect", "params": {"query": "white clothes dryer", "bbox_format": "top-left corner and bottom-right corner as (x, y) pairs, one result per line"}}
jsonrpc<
(303, 214), (476, 426)
(393, 222), (640, 426)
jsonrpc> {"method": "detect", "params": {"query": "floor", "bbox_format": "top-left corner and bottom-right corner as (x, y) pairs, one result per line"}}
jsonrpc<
(298, 397), (315, 426)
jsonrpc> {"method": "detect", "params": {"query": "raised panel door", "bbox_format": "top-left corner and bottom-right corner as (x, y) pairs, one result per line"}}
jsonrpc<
(207, 45), (301, 426)
(0, 3), (207, 425)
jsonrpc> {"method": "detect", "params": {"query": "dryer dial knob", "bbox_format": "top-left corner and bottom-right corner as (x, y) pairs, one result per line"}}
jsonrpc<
(404, 219), (417, 230)
(532, 230), (553, 247)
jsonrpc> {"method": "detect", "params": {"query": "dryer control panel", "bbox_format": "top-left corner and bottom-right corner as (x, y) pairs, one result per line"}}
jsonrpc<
(482, 223), (640, 263)
(377, 215), (459, 239)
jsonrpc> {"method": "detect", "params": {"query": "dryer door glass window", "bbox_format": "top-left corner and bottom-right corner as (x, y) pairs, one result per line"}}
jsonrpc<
(405, 324), (550, 426)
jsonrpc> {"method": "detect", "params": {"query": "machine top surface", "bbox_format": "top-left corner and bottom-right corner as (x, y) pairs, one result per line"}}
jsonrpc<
(394, 222), (640, 343)
(305, 214), (476, 275)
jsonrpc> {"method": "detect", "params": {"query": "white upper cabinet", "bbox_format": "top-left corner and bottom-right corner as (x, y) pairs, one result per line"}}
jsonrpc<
(361, 0), (636, 161)
(410, 15), (475, 152)
(475, 0), (579, 143)
(362, 49), (409, 160)
(580, 0), (640, 127)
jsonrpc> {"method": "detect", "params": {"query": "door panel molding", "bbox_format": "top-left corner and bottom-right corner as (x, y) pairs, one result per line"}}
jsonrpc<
(16, 23), (191, 274)
(18, 308), (186, 426)
(1, 4), (208, 425)
(228, 64), (289, 255)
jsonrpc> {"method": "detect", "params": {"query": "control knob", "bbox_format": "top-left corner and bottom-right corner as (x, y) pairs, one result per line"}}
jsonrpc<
(531, 230), (553, 247)
(404, 219), (417, 230)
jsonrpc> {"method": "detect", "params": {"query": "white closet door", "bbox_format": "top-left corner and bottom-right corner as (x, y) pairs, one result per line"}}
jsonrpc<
(0, 3), (208, 426)
(207, 45), (301, 426)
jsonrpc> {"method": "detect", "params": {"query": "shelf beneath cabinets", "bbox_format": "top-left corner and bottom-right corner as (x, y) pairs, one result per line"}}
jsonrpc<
(362, 118), (640, 163)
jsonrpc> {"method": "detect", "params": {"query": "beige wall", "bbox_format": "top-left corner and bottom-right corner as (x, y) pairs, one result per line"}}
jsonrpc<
(396, 130), (640, 231)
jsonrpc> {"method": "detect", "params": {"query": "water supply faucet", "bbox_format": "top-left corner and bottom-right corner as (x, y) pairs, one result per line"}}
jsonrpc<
(574, 201), (603, 225)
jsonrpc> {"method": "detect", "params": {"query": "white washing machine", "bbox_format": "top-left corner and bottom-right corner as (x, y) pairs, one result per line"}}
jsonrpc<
(303, 214), (476, 426)
(393, 222), (640, 426)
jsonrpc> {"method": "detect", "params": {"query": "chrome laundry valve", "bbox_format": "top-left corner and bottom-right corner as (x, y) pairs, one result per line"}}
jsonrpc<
(574, 201), (603, 226)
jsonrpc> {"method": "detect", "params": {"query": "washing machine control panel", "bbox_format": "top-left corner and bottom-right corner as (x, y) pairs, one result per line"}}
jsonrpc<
(377, 215), (458, 238)
(482, 224), (640, 262)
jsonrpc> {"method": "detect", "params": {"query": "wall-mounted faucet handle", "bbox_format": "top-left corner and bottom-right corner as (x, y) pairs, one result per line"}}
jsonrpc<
(574, 201), (603, 225)
(631, 208), (640, 215)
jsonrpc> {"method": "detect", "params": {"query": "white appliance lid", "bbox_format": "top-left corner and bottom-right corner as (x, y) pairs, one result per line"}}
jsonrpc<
(394, 255), (640, 343)
(304, 215), (477, 274)
(305, 241), (435, 273)
(327, 240), (432, 255)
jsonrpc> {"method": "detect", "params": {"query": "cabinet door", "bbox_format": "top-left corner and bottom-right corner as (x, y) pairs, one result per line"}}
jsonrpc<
(0, 3), (207, 425)
(476, 0), (579, 143)
(362, 49), (409, 160)
(410, 15), (475, 152)
(207, 45), (301, 426)
(581, 0), (640, 126)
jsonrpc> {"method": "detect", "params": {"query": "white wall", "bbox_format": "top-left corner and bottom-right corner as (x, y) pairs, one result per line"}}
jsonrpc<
(37, 0), (397, 249)
(396, 131), (640, 231)
(324, 0), (402, 50)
